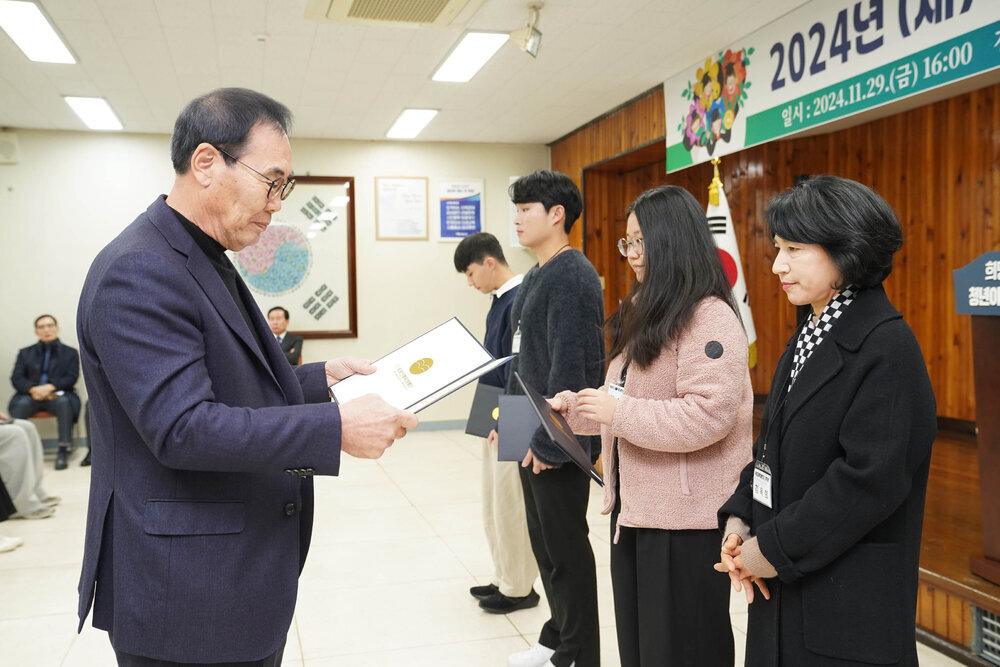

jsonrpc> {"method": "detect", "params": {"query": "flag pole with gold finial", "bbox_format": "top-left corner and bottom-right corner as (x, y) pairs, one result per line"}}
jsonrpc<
(705, 157), (758, 368)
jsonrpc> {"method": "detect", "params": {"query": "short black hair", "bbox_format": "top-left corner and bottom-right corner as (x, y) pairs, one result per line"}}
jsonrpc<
(170, 88), (293, 174)
(508, 170), (582, 233)
(453, 232), (508, 272)
(34, 314), (57, 327)
(766, 175), (902, 288)
(268, 306), (290, 320)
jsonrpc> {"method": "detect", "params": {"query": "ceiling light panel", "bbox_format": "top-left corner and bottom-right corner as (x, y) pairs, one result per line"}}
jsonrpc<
(386, 108), (438, 139)
(0, 1), (75, 63)
(432, 31), (508, 83)
(64, 96), (123, 131)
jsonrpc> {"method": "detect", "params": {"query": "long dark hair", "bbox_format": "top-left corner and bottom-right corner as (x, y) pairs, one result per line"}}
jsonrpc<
(608, 185), (740, 368)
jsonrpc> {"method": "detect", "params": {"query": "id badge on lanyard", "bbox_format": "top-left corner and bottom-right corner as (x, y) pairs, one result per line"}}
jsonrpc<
(607, 381), (624, 399)
(511, 327), (521, 354)
(752, 459), (773, 508)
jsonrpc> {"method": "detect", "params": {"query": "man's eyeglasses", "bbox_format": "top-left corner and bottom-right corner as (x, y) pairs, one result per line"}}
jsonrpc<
(215, 147), (296, 201)
(617, 237), (644, 257)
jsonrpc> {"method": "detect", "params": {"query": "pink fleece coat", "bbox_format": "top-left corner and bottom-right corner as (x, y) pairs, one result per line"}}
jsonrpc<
(559, 297), (753, 539)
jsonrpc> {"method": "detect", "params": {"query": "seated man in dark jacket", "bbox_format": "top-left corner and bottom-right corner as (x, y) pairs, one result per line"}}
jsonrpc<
(9, 314), (81, 470)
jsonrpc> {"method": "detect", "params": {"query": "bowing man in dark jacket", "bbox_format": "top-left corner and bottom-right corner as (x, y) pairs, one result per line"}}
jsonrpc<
(9, 314), (81, 470)
(716, 176), (936, 666)
(76, 88), (418, 666)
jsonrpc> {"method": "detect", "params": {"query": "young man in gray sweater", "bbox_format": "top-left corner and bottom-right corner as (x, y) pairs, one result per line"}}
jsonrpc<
(505, 170), (605, 667)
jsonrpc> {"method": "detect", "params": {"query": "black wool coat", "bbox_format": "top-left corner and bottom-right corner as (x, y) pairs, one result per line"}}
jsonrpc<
(719, 285), (937, 666)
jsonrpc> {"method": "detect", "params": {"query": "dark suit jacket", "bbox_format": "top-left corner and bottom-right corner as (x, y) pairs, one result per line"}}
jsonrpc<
(10, 339), (82, 419)
(76, 196), (343, 663)
(719, 285), (936, 666)
(278, 332), (303, 365)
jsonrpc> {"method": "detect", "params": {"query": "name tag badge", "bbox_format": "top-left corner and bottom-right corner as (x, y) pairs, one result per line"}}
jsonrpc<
(752, 460), (773, 508)
(511, 328), (521, 354)
(607, 382), (625, 399)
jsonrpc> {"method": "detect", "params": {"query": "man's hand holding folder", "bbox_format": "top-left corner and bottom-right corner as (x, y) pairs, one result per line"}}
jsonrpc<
(326, 357), (418, 458)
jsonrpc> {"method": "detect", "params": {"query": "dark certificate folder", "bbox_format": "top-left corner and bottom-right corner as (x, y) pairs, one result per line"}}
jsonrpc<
(497, 395), (537, 462)
(514, 372), (604, 486)
(465, 382), (502, 438)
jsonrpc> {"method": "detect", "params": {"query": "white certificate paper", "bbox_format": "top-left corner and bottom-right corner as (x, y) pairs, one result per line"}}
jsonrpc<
(331, 318), (513, 412)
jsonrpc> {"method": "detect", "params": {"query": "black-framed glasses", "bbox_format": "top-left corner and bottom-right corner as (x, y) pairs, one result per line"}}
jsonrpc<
(617, 237), (644, 257)
(215, 146), (296, 201)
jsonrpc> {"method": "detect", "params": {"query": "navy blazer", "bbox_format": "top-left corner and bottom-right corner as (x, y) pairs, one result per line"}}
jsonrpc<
(10, 339), (82, 419)
(76, 197), (343, 663)
(719, 285), (936, 666)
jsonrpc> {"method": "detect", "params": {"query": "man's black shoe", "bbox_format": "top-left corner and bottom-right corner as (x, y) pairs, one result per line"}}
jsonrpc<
(80, 449), (92, 467)
(469, 583), (499, 600)
(55, 447), (68, 470)
(479, 589), (540, 614)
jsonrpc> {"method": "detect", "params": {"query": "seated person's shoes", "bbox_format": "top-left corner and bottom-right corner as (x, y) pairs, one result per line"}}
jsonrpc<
(480, 588), (540, 614)
(469, 583), (499, 600)
(80, 450), (91, 467)
(12, 507), (55, 520)
(54, 449), (68, 470)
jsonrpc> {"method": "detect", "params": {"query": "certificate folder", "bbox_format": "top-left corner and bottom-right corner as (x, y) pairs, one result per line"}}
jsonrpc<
(331, 317), (514, 413)
(465, 382), (503, 438)
(514, 372), (604, 486)
(497, 395), (536, 462)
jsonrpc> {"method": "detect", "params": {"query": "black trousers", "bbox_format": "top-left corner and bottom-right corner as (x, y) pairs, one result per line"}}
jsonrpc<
(610, 519), (734, 667)
(9, 394), (75, 443)
(519, 463), (599, 667)
(112, 639), (285, 667)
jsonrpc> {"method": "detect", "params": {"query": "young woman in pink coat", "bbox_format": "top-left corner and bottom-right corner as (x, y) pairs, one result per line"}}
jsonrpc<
(551, 185), (753, 666)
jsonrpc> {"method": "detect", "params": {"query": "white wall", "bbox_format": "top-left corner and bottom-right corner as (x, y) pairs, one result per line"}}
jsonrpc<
(0, 129), (547, 430)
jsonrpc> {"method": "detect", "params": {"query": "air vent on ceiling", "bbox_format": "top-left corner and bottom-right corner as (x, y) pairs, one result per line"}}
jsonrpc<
(0, 131), (19, 165)
(305, 0), (485, 27)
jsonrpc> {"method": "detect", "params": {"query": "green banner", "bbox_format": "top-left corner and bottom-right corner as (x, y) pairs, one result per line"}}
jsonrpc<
(745, 20), (1000, 145)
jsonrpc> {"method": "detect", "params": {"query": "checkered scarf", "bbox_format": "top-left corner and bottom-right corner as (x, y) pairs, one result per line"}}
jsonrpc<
(787, 286), (858, 391)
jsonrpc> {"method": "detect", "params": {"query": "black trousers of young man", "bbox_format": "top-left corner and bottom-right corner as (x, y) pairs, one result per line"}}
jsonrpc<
(610, 519), (734, 667)
(519, 463), (599, 667)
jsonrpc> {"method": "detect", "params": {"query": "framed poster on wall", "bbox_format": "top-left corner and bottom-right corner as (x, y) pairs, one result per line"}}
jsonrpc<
(230, 176), (358, 339)
(375, 176), (428, 240)
(438, 178), (483, 241)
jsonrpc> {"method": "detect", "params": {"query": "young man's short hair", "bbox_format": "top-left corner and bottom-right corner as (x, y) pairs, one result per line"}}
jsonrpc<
(453, 232), (508, 272)
(508, 170), (583, 234)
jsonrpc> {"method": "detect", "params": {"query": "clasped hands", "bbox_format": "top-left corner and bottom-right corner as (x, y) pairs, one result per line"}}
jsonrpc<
(327, 357), (418, 460)
(714, 533), (771, 603)
(28, 383), (58, 401)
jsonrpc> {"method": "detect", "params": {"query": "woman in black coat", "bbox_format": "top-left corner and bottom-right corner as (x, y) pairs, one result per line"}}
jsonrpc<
(716, 175), (937, 666)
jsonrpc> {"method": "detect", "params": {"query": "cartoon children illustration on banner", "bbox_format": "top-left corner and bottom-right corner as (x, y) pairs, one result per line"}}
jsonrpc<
(679, 48), (752, 159)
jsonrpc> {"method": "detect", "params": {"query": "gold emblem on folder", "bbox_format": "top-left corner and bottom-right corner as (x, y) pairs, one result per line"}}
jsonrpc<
(410, 358), (434, 374)
(491, 407), (499, 421)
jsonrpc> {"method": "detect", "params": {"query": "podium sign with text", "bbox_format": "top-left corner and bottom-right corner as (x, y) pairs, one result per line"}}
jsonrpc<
(954, 251), (1000, 586)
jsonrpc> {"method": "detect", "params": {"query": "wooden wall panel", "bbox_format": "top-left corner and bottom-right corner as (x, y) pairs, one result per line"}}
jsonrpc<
(916, 583), (975, 647)
(552, 83), (1000, 421)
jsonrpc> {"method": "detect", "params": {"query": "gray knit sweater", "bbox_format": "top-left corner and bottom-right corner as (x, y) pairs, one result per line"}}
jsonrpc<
(506, 249), (605, 465)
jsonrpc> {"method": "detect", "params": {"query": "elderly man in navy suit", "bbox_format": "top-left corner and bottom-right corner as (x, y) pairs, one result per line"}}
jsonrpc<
(75, 88), (419, 666)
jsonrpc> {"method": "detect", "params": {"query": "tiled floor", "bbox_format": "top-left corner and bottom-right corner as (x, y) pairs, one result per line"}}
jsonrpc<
(0, 430), (965, 666)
